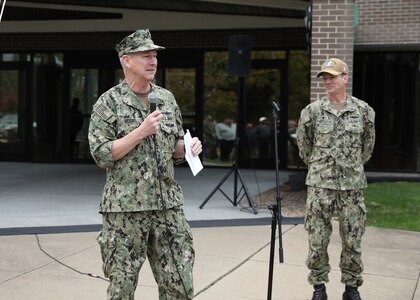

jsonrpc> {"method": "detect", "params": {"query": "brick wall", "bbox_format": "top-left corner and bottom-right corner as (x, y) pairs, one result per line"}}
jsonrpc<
(355, 0), (420, 45)
(310, 0), (420, 102)
(310, 0), (355, 101)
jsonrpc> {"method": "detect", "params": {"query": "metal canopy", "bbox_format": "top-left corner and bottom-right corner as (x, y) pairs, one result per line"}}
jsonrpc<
(1, 1), (309, 34)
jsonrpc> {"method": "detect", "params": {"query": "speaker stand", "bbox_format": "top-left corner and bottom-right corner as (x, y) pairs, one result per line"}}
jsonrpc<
(199, 76), (257, 214)
(199, 142), (257, 214)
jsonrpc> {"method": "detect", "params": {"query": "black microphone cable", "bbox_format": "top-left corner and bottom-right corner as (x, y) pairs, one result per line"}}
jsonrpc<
(34, 234), (109, 282)
(150, 124), (191, 300)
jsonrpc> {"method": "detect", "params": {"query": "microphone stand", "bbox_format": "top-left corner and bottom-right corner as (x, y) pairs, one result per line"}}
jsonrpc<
(267, 101), (284, 300)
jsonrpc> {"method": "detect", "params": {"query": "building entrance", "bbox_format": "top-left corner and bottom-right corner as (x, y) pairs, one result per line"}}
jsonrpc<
(0, 49), (307, 173)
(0, 62), (31, 160)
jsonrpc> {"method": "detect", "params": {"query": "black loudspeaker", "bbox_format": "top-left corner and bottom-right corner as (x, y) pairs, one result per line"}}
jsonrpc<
(228, 35), (252, 77)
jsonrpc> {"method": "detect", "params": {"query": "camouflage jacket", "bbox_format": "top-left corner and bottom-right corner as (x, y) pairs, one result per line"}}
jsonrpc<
(297, 95), (375, 190)
(88, 81), (185, 212)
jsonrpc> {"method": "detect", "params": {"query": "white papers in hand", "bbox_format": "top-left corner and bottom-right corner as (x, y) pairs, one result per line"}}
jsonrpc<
(183, 129), (203, 176)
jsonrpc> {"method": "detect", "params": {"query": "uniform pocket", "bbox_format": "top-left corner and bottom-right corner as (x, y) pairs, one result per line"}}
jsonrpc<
(358, 201), (368, 214)
(158, 111), (177, 153)
(345, 120), (363, 148)
(314, 120), (334, 148)
(160, 111), (177, 135)
(117, 117), (143, 135)
(96, 230), (116, 278)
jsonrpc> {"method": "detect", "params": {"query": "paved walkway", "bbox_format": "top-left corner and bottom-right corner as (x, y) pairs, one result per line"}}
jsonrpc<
(0, 162), (291, 233)
(0, 162), (419, 299)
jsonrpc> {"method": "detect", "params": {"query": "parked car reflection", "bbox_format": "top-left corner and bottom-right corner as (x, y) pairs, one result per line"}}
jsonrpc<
(0, 113), (18, 142)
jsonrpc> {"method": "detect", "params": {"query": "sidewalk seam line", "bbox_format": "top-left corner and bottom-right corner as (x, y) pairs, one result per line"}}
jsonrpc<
(193, 225), (297, 298)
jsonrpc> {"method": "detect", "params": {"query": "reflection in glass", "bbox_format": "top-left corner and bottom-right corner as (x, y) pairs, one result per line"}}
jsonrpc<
(288, 50), (310, 169)
(69, 69), (98, 159)
(163, 68), (196, 136)
(0, 70), (19, 144)
(203, 52), (237, 166)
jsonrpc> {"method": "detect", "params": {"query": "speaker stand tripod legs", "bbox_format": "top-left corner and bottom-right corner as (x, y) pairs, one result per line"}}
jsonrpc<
(199, 166), (258, 214)
(199, 167), (234, 209)
(235, 167), (258, 214)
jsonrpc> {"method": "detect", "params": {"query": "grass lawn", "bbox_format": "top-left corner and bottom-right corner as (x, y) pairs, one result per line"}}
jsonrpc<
(364, 181), (420, 232)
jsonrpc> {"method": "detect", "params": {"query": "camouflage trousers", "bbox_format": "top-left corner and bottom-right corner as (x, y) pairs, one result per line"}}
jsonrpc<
(304, 186), (367, 287)
(97, 207), (194, 300)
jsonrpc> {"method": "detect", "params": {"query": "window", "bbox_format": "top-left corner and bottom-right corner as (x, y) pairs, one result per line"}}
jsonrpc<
(354, 52), (419, 171)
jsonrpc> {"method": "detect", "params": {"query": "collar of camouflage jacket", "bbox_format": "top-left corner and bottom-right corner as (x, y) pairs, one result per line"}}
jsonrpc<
(320, 95), (358, 117)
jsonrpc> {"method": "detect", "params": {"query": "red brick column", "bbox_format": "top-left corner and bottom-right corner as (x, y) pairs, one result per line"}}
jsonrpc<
(310, 0), (355, 102)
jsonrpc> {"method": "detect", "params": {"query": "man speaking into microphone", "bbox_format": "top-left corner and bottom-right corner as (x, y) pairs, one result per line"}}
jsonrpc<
(88, 29), (202, 300)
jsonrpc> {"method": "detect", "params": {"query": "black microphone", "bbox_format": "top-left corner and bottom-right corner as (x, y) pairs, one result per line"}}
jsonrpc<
(148, 92), (158, 113)
(272, 101), (281, 112)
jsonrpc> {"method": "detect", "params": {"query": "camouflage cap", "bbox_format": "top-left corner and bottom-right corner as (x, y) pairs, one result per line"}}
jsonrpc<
(115, 29), (165, 57)
(317, 58), (348, 77)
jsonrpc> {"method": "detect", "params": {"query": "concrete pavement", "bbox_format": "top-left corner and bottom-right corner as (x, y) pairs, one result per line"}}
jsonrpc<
(0, 162), (419, 299)
(0, 162), (287, 232)
(0, 224), (419, 299)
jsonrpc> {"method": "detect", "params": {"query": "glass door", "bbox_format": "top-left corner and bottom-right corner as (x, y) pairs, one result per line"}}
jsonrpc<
(0, 64), (30, 159)
(156, 68), (197, 136)
(202, 52), (288, 169)
(155, 50), (204, 139)
(68, 68), (99, 160)
(240, 59), (288, 168)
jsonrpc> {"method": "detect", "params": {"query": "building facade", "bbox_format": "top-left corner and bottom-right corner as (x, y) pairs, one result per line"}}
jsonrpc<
(0, 0), (419, 172)
(311, 0), (420, 172)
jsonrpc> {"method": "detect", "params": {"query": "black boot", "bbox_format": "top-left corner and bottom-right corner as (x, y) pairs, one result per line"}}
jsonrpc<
(311, 284), (328, 300)
(342, 285), (362, 300)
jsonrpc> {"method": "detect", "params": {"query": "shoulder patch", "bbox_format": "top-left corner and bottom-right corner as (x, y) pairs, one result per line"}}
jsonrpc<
(300, 106), (312, 124)
(367, 107), (375, 123)
(351, 96), (375, 123)
(94, 103), (116, 123)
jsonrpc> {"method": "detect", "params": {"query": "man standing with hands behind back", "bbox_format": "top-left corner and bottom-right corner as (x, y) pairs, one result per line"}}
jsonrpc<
(297, 58), (375, 300)
(89, 29), (202, 300)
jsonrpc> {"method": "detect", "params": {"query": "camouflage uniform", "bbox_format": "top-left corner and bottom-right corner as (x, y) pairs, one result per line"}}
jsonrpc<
(297, 95), (375, 287)
(89, 79), (194, 299)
